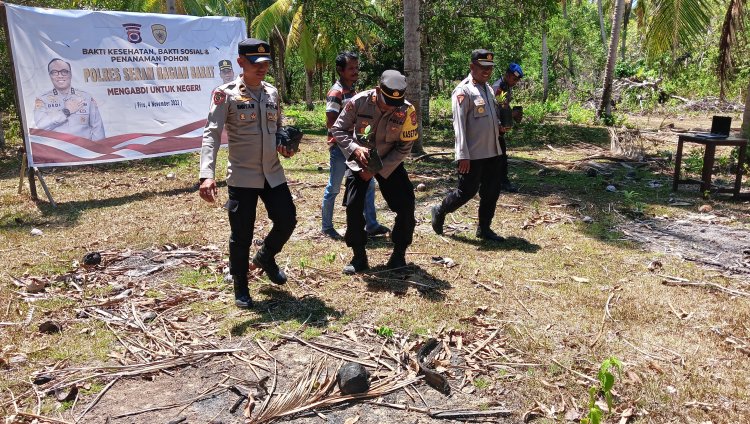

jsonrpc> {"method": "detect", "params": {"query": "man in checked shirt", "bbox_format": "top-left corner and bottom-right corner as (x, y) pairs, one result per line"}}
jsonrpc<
(320, 51), (389, 241)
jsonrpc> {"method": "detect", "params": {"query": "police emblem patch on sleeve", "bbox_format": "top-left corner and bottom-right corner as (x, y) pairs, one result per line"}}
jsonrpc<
(456, 94), (465, 105)
(213, 91), (226, 105)
(410, 110), (417, 126)
(345, 101), (354, 112)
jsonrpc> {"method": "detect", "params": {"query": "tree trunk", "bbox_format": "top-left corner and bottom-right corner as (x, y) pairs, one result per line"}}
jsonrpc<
(272, 28), (288, 103)
(598, 0), (625, 118)
(563, 0), (575, 80)
(542, 12), (549, 102)
(0, 111), (5, 148)
(403, 0), (423, 154)
(597, 0), (607, 50)
(420, 33), (430, 132)
(305, 69), (314, 110)
(743, 78), (750, 138)
(620, 0), (631, 60)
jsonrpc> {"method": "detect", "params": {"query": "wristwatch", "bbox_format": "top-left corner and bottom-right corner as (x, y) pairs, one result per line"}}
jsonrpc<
(61, 108), (71, 117)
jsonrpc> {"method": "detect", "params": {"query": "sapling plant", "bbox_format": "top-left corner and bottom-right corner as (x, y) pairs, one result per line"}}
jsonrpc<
(581, 356), (623, 424)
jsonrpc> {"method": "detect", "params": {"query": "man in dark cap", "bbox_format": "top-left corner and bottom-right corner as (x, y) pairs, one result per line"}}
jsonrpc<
(199, 38), (297, 309)
(492, 62), (524, 192)
(331, 70), (419, 274)
(321, 51), (389, 241)
(431, 49), (505, 242)
(218, 59), (235, 84)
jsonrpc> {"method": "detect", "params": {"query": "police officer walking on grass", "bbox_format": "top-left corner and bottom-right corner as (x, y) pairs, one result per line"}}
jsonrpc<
(199, 38), (297, 309)
(332, 70), (419, 274)
(431, 49), (506, 242)
(492, 63), (524, 192)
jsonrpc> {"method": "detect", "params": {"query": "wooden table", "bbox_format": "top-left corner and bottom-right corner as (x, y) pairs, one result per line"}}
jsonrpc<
(672, 133), (748, 198)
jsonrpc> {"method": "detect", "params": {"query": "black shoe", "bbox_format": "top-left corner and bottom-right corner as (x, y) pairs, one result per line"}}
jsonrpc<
(233, 278), (253, 309)
(476, 227), (505, 242)
(322, 228), (344, 241)
(367, 224), (390, 237)
(431, 205), (445, 235)
(500, 181), (518, 193)
(252, 250), (287, 285)
(343, 252), (369, 275)
(385, 252), (407, 269)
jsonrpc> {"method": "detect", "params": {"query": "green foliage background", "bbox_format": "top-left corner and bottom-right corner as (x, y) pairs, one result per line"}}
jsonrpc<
(0, 0), (749, 134)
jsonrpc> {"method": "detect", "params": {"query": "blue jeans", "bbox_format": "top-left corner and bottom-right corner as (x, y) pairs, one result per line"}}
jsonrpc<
(321, 145), (379, 232)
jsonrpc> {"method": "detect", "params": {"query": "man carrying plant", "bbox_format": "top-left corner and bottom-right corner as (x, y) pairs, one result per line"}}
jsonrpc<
(331, 70), (419, 274)
(321, 51), (389, 241)
(492, 62), (524, 192)
(431, 49), (505, 242)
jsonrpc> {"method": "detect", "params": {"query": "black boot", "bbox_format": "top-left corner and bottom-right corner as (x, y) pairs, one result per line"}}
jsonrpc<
(232, 276), (253, 309)
(386, 245), (407, 269)
(476, 226), (505, 242)
(431, 205), (445, 235)
(343, 247), (369, 275)
(252, 248), (287, 285)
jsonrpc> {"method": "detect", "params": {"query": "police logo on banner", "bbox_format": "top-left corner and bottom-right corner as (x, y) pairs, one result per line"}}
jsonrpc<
(151, 24), (167, 44)
(122, 23), (142, 44)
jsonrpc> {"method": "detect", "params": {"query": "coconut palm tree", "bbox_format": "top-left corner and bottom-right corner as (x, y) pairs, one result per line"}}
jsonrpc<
(598, 0), (625, 118)
(404, 0), (423, 153)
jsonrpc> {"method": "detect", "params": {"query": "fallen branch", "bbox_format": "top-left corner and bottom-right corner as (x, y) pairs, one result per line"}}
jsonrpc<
(662, 279), (750, 298)
(413, 151), (453, 162)
(367, 400), (513, 419)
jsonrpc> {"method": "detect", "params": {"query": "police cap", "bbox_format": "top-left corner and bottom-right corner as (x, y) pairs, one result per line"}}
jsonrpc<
(238, 38), (272, 63)
(378, 70), (407, 107)
(471, 49), (495, 66)
(218, 59), (232, 71)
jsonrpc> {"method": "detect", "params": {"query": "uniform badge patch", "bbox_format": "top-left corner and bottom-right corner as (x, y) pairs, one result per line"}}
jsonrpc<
(34, 99), (44, 110)
(267, 111), (277, 121)
(213, 91), (226, 105)
(456, 94), (465, 105)
(250, 112), (257, 120)
(239, 113), (246, 120)
(410, 111), (417, 126)
(477, 106), (485, 114)
(394, 111), (405, 119)
(345, 101), (354, 111)
(474, 98), (485, 106)
(80, 116), (87, 123)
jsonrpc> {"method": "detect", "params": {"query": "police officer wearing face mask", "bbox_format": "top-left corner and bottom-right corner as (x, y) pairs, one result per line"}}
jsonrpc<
(431, 49), (505, 242)
(199, 38), (297, 309)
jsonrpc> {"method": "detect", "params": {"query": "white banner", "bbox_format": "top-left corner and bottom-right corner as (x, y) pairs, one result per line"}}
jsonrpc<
(5, 4), (246, 167)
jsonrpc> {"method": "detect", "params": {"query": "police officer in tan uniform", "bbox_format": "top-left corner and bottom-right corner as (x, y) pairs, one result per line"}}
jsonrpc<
(199, 38), (297, 308)
(431, 49), (505, 242)
(218, 59), (235, 84)
(34, 58), (105, 140)
(332, 70), (419, 274)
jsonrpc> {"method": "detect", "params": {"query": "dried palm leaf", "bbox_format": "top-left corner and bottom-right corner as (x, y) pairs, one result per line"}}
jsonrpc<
(248, 356), (419, 424)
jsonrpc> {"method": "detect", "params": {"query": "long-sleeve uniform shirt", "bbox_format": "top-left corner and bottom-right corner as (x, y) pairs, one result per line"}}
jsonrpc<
(34, 88), (105, 140)
(452, 75), (501, 160)
(331, 89), (419, 178)
(200, 76), (284, 188)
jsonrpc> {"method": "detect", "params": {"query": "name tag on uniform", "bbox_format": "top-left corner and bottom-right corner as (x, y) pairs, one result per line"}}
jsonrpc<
(237, 103), (255, 110)
(474, 98), (485, 106)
